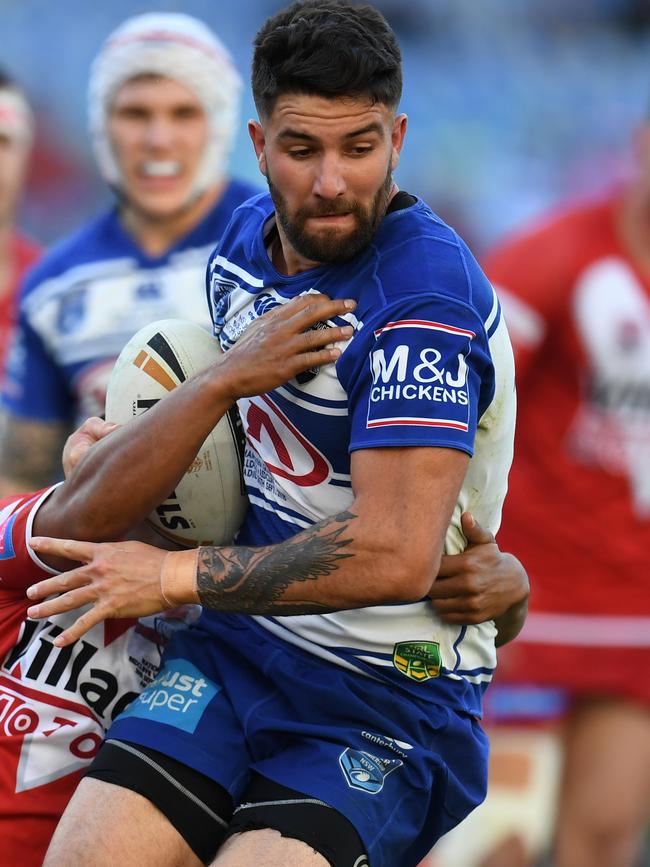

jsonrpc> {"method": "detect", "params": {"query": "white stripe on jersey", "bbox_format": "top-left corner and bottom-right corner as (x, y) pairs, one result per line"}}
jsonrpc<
(275, 385), (349, 416)
(484, 284), (500, 333)
(247, 495), (313, 529)
(212, 255), (265, 287)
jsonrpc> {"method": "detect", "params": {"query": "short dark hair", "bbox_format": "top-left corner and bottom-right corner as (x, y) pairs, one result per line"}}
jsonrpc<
(252, 0), (402, 118)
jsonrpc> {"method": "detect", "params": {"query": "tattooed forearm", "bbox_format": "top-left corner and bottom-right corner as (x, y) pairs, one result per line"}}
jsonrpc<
(196, 510), (356, 614)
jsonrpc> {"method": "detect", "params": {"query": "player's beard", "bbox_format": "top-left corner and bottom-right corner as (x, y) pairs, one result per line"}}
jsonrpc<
(267, 163), (393, 265)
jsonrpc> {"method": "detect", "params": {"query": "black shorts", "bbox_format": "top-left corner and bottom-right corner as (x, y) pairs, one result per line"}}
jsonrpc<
(86, 738), (368, 866)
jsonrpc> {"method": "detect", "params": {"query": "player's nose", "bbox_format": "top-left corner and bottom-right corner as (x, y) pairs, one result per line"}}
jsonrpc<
(143, 116), (174, 149)
(312, 153), (346, 198)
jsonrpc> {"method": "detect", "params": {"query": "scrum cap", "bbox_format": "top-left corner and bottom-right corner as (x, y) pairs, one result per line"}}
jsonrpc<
(88, 12), (241, 197)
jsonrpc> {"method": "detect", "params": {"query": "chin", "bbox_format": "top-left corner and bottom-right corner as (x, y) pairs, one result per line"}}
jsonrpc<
(131, 193), (198, 223)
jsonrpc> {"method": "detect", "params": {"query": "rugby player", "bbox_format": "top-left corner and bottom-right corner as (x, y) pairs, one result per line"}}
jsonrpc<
(0, 12), (258, 495)
(28, 3), (524, 865)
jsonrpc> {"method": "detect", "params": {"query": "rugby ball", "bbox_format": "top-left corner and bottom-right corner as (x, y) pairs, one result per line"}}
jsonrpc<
(105, 319), (248, 547)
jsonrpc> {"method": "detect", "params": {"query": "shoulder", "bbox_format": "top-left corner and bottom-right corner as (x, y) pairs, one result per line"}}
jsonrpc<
(208, 192), (272, 266)
(19, 210), (123, 299)
(221, 177), (263, 209)
(371, 198), (494, 320)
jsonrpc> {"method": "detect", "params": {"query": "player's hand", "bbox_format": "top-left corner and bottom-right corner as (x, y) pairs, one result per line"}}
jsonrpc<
(62, 417), (119, 478)
(25, 538), (170, 647)
(429, 512), (529, 625)
(219, 292), (356, 399)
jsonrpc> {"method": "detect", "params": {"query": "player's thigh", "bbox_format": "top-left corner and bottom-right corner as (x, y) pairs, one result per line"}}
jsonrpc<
(558, 698), (650, 838)
(212, 829), (329, 867)
(43, 777), (201, 867)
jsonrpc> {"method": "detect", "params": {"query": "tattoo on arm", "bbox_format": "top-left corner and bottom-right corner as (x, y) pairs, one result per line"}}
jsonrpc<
(196, 510), (356, 614)
(0, 412), (70, 493)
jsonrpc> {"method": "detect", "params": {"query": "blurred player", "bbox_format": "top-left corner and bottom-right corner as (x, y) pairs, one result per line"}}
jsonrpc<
(436, 119), (650, 867)
(26, 3), (524, 865)
(0, 70), (40, 371)
(0, 12), (258, 495)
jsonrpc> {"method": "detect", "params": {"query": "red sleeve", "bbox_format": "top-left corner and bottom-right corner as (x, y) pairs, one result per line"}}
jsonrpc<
(0, 487), (59, 592)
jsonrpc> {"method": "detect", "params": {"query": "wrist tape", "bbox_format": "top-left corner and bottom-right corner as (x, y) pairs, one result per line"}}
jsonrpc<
(160, 548), (200, 607)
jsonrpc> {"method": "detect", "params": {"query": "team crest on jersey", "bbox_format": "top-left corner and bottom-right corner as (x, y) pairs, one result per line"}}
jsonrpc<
(56, 286), (88, 334)
(393, 641), (441, 682)
(339, 748), (402, 794)
(210, 275), (239, 330)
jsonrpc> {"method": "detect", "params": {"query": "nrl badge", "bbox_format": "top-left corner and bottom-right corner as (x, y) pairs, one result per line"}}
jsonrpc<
(393, 641), (441, 682)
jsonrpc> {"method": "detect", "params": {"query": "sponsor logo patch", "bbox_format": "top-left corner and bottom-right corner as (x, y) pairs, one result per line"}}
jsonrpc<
(393, 641), (441, 682)
(367, 319), (473, 432)
(339, 748), (402, 794)
(243, 394), (331, 486)
(117, 659), (220, 733)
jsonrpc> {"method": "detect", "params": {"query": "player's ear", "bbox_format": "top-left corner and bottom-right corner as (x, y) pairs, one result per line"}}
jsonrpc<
(390, 113), (407, 171)
(248, 120), (267, 176)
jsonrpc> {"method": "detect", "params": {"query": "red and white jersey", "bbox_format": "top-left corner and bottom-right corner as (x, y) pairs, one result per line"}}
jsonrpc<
(484, 194), (650, 702)
(0, 488), (195, 864)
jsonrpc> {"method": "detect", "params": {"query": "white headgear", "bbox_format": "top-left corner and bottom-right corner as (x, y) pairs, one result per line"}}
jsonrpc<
(88, 12), (241, 198)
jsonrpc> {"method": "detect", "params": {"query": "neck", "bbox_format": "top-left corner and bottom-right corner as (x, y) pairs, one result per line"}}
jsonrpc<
(119, 181), (225, 258)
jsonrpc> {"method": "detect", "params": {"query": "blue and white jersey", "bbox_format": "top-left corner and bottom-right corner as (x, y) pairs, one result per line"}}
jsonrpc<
(207, 192), (516, 717)
(2, 179), (258, 423)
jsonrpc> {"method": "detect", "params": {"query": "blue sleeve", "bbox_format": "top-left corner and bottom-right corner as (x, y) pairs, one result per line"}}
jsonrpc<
(1, 303), (72, 422)
(336, 294), (494, 455)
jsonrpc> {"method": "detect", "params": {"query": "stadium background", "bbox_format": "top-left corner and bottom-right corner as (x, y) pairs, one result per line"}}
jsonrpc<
(2, 0), (649, 253)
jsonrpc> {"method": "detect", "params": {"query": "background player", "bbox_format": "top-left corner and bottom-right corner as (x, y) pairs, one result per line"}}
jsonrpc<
(436, 111), (650, 867)
(0, 70), (40, 372)
(28, 3), (523, 865)
(0, 12), (258, 495)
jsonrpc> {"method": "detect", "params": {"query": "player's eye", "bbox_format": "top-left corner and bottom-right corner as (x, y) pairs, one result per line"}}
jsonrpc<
(174, 106), (203, 120)
(288, 148), (312, 159)
(115, 107), (149, 121)
(347, 144), (373, 157)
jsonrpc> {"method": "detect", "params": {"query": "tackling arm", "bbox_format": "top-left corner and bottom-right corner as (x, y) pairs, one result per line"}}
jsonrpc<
(33, 294), (355, 545)
(26, 443), (469, 645)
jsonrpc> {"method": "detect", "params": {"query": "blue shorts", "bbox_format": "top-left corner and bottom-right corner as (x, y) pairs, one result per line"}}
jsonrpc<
(109, 613), (488, 866)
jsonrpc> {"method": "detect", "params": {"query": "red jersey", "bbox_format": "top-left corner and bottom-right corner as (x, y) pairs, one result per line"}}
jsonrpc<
(0, 232), (41, 372)
(0, 488), (196, 864)
(484, 195), (650, 702)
